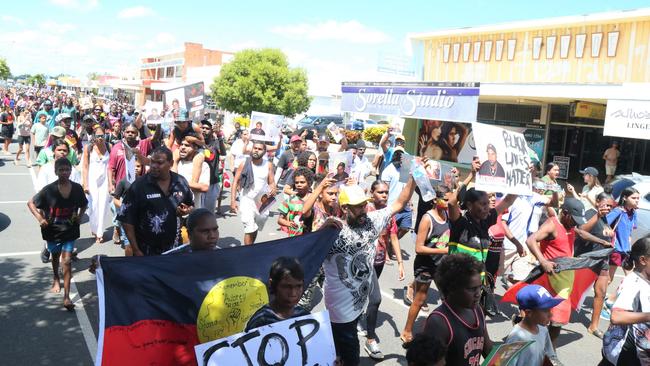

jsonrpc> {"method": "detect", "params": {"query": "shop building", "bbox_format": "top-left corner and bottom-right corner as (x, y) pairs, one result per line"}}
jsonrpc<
(407, 8), (650, 179)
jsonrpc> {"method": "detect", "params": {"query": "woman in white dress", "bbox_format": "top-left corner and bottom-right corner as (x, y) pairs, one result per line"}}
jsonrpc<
(82, 126), (110, 244)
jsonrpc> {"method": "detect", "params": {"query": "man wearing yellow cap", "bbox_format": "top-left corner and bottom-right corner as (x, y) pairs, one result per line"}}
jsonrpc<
(321, 176), (416, 366)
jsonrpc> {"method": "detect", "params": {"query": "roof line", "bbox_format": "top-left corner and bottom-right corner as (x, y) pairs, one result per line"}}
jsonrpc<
(409, 8), (650, 40)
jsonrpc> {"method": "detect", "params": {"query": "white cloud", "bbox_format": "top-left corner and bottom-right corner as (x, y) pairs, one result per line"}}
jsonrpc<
(154, 32), (175, 44)
(91, 34), (137, 51)
(1, 15), (24, 25)
(271, 20), (390, 44)
(48, 0), (98, 10)
(118, 6), (155, 19)
(40, 21), (76, 34)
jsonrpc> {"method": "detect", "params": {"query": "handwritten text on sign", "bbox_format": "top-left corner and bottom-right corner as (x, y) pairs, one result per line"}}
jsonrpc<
(473, 122), (532, 195)
(194, 311), (335, 366)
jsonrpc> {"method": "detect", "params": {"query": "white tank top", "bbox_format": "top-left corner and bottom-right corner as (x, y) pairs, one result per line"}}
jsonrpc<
(244, 159), (269, 199)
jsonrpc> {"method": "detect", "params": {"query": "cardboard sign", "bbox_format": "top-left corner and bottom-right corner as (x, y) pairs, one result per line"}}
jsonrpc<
(328, 151), (353, 184)
(143, 101), (164, 124)
(327, 122), (343, 143)
(79, 96), (93, 110)
(194, 311), (336, 366)
(473, 122), (532, 195)
(163, 82), (205, 123)
(250, 111), (284, 146)
(481, 341), (533, 366)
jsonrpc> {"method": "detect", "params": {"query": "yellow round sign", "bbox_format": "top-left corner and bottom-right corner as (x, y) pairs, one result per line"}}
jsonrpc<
(196, 276), (269, 343)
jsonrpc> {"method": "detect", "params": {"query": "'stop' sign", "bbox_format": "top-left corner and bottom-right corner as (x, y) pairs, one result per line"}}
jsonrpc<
(341, 81), (480, 122)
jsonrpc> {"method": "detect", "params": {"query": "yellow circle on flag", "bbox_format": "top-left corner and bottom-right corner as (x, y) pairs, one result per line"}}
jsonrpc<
(196, 276), (269, 343)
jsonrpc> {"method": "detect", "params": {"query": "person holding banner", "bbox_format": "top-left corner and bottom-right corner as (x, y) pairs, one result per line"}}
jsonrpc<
(245, 257), (310, 331)
(320, 176), (415, 366)
(166, 108), (203, 152)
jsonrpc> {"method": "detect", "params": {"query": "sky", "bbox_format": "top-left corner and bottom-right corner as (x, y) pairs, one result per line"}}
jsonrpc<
(1, 0), (648, 95)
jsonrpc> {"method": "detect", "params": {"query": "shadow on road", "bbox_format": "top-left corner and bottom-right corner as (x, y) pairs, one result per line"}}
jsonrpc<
(0, 212), (10, 233)
(0, 257), (90, 365)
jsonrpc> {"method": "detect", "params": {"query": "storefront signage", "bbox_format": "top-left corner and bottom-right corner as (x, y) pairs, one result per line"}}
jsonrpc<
(604, 99), (650, 140)
(570, 101), (606, 120)
(341, 82), (479, 123)
(140, 58), (184, 69)
(553, 156), (570, 180)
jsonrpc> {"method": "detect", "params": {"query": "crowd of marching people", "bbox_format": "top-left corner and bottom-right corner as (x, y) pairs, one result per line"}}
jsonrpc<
(1, 84), (648, 365)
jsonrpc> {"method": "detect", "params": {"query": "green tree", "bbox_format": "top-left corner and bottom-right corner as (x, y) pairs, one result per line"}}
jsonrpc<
(27, 74), (46, 87)
(211, 48), (311, 118)
(0, 58), (11, 80)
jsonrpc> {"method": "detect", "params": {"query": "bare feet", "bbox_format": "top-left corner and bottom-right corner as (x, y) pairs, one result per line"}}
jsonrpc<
(95, 236), (104, 244)
(63, 298), (75, 311)
(50, 280), (61, 293)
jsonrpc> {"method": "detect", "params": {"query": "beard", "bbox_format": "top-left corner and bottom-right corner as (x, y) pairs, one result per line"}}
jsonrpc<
(347, 213), (368, 227)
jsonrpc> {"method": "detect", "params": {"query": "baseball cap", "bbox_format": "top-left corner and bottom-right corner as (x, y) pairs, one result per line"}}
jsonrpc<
(43, 99), (53, 106)
(50, 126), (67, 138)
(318, 134), (329, 143)
(356, 140), (366, 149)
(517, 284), (564, 310)
(339, 185), (370, 206)
(82, 114), (96, 123)
(395, 134), (406, 141)
(561, 197), (587, 225)
(174, 108), (190, 121)
(394, 146), (405, 153)
(200, 119), (212, 128)
(290, 135), (302, 143)
(579, 167), (599, 176)
(55, 113), (72, 123)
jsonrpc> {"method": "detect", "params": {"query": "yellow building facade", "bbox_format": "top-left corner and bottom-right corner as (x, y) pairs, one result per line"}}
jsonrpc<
(410, 8), (650, 178)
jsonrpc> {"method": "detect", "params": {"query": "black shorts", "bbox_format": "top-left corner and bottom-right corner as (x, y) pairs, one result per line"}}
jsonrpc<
(17, 135), (30, 145)
(1, 125), (13, 139)
(413, 255), (439, 284)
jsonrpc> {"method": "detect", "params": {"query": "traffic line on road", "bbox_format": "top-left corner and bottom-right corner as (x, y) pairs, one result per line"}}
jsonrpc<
(0, 250), (42, 257)
(71, 279), (98, 364)
(28, 166), (38, 192)
(0, 200), (28, 204)
(0, 172), (30, 176)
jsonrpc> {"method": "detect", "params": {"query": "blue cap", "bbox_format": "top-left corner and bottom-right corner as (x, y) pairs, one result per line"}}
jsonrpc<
(174, 108), (190, 121)
(516, 284), (564, 310)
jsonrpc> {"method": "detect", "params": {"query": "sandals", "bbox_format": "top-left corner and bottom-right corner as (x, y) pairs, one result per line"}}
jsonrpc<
(588, 328), (604, 339)
(63, 299), (76, 311)
(400, 335), (413, 349)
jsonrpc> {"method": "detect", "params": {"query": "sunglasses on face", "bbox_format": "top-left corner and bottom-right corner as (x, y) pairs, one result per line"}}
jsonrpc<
(94, 134), (104, 139)
(396, 141), (405, 146)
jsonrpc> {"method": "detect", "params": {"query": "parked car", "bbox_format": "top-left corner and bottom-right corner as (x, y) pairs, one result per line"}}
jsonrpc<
(346, 119), (364, 131)
(296, 115), (343, 134)
(610, 173), (650, 243)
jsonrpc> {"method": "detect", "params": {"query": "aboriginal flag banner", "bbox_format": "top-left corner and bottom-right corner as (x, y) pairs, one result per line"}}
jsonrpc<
(501, 249), (613, 314)
(95, 229), (339, 366)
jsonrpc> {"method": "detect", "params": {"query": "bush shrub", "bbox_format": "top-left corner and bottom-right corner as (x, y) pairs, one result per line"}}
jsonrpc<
(363, 126), (388, 145)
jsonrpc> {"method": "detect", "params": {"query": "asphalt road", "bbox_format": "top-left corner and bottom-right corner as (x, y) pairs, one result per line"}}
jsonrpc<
(0, 144), (621, 365)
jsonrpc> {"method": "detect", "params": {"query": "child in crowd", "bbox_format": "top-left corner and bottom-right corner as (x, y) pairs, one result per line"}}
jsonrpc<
(245, 257), (309, 331)
(405, 333), (447, 366)
(506, 284), (561, 366)
(112, 156), (144, 256)
(278, 167), (314, 236)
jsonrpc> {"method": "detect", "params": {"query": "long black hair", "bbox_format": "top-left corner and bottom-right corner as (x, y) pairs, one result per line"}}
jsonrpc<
(618, 187), (639, 207)
(623, 237), (650, 271)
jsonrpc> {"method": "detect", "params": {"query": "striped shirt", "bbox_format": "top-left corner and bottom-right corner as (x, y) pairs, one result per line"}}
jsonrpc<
(279, 194), (305, 236)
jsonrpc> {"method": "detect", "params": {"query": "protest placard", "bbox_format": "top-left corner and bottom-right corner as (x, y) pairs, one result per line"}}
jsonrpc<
(143, 101), (163, 124)
(327, 122), (343, 143)
(481, 341), (533, 366)
(79, 96), (93, 110)
(163, 82), (205, 123)
(250, 111), (284, 145)
(194, 311), (335, 366)
(329, 151), (353, 184)
(473, 122), (532, 195)
(399, 153), (443, 184)
(553, 156), (570, 180)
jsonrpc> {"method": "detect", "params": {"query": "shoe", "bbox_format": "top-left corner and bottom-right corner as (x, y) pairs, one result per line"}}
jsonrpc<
(604, 299), (614, 310)
(40, 247), (50, 263)
(357, 322), (367, 337)
(588, 328), (605, 339)
(421, 302), (429, 312)
(601, 308), (611, 321)
(364, 340), (384, 360)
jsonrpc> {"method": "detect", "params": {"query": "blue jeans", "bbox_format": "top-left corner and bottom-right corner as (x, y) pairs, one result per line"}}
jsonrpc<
(46, 240), (74, 254)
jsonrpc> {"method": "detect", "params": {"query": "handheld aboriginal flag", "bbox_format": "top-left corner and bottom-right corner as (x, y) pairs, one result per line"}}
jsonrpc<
(94, 229), (339, 366)
(501, 249), (612, 315)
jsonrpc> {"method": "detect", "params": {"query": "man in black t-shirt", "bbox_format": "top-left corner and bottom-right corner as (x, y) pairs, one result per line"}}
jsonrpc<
(200, 119), (227, 214)
(117, 147), (194, 256)
(28, 158), (88, 311)
(274, 134), (302, 187)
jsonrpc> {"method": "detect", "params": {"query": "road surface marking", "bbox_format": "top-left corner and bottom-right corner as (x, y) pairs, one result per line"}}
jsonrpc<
(0, 200), (28, 204)
(27, 164), (97, 362)
(0, 172), (30, 176)
(0, 250), (42, 257)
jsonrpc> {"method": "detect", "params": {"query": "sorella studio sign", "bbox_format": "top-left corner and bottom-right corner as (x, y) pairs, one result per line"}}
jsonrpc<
(604, 99), (650, 140)
(340, 81), (480, 123)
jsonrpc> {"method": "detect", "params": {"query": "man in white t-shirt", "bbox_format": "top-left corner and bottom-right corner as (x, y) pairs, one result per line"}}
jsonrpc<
(380, 146), (411, 239)
(173, 136), (210, 208)
(320, 178), (415, 366)
(350, 140), (372, 189)
(501, 180), (556, 285)
(229, 129), (252, 171)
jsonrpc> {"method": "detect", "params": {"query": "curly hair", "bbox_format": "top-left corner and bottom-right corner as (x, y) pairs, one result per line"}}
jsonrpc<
(293, 166), (314, 186)
(405, 333), (447, 366)
(434, 254), (484, 297)
(296, 151), (317, 172)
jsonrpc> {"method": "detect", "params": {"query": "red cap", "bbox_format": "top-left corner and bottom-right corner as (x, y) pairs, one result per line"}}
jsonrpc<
(290, 135), (302, 143)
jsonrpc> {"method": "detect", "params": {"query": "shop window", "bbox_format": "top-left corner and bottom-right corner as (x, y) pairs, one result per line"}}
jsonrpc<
(550, 104), (569, 123)
(607, 32), (619, 57)
(166, 67), (174, 78)
(477, 103), (496, 120)
(575, 34), (586, 58)
(495, 104), (541, 123)
(591, 33), (603, 57)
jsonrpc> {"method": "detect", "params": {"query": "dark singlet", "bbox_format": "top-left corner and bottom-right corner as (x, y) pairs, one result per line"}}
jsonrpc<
(416, 211), (450, 267)
(426, 302), (486, 366)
